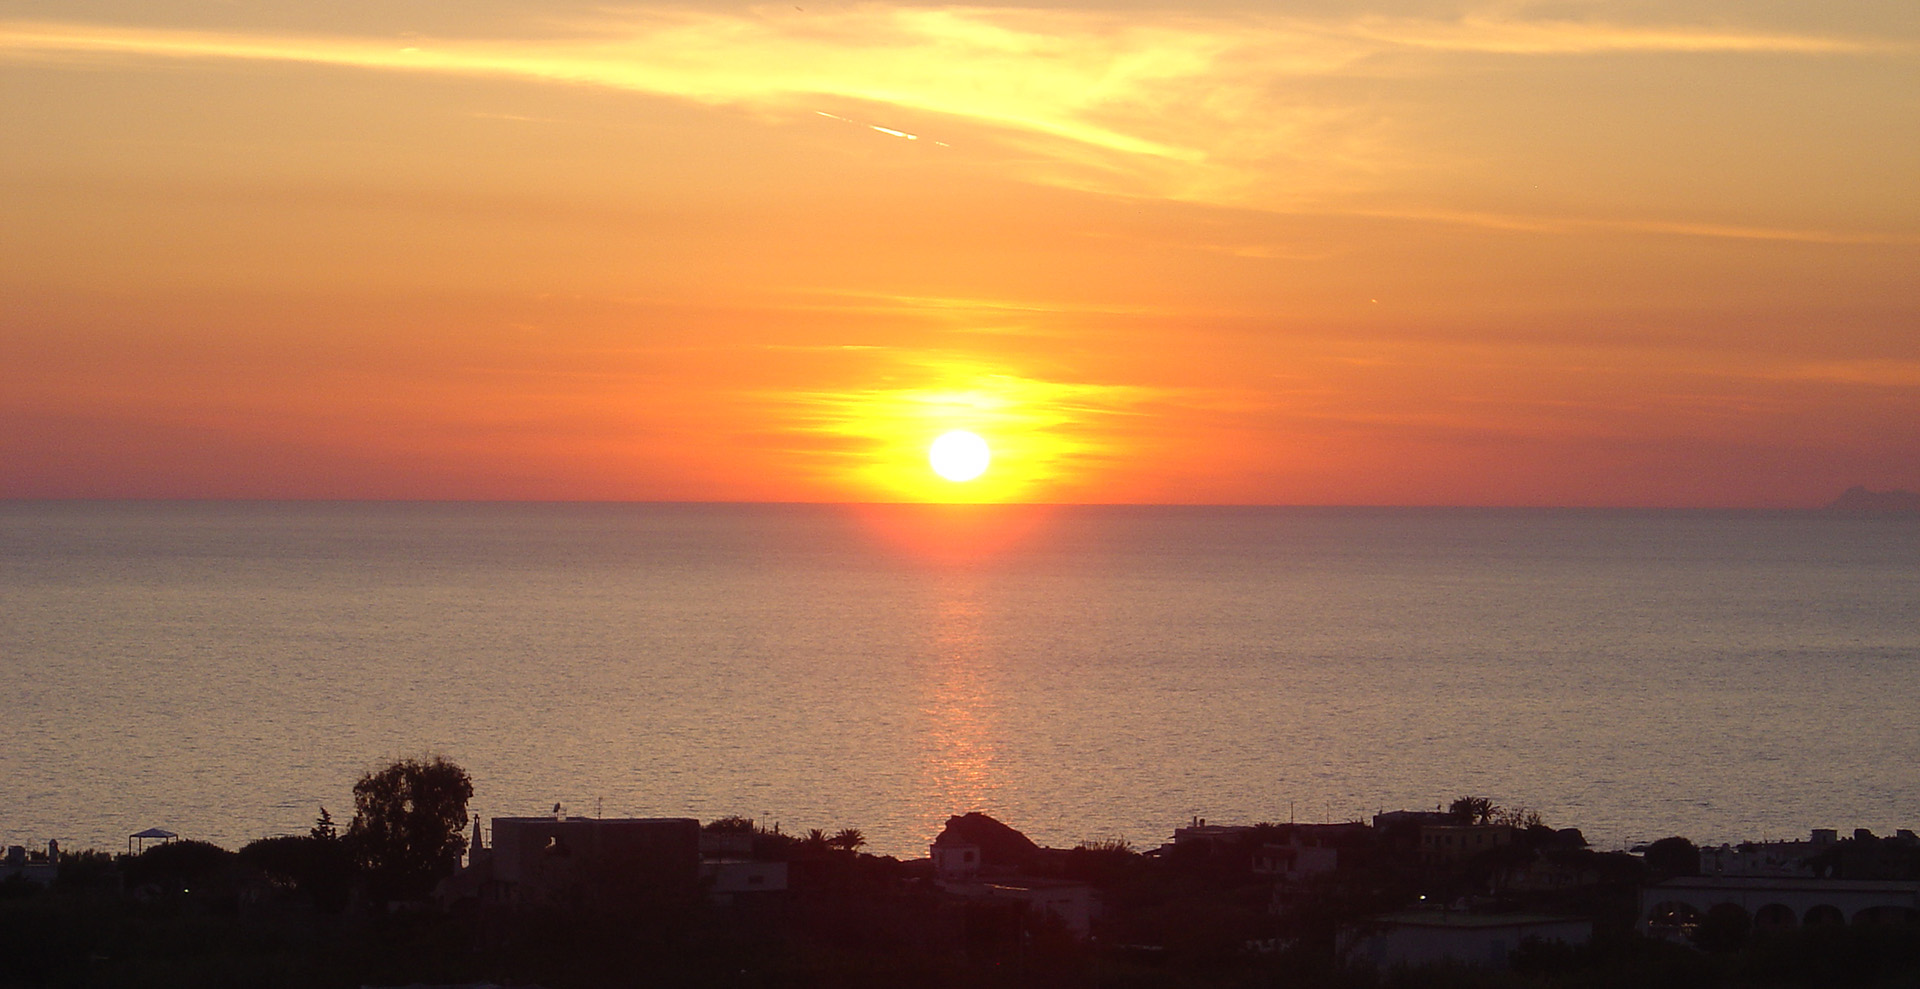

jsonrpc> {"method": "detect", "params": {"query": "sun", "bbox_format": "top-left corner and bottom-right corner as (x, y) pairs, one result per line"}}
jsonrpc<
(929, 430), (991, 482)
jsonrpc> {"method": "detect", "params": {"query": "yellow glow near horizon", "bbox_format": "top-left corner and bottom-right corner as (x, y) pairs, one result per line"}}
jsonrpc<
(770, 361), (1163, 504)
(839, 382), (1046, 503)
(929, 430), (991, 483)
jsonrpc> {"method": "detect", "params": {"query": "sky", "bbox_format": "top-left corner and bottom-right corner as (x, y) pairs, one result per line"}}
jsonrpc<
(3, 0), (1916, 505)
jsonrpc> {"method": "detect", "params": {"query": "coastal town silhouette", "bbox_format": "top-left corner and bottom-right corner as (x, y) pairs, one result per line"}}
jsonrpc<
(5, 755), (1918, 987)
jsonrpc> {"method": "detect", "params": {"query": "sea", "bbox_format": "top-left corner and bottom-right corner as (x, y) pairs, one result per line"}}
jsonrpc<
(2, 501), (1916, 859)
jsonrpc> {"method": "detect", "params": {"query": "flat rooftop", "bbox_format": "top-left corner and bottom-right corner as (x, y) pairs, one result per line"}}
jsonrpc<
(1649, 877), (1920, 893)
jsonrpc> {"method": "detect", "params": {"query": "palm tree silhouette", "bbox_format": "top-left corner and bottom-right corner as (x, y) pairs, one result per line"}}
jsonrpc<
(1449, 795), (1497, 825)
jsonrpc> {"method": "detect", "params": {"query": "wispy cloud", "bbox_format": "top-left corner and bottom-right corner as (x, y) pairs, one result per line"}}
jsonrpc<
(1345, 15), (1898, 55)
(1351, 207), (1920, 246)
(1749, 359), (1920, 388)
(2, 7), (1905, 228)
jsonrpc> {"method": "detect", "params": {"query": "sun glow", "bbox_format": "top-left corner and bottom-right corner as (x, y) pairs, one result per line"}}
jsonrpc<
(771, 359), (1159, 503)
(930, 430), (991, 482)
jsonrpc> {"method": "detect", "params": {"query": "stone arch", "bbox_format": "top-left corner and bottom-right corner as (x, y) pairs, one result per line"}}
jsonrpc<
(1753, 903), (1796, 932)
(1648, 900), (1704, 939)
(1852, 905), (1920, 927)
(1803, 904), (1845, 927)
(1697, 902), (1752, 952)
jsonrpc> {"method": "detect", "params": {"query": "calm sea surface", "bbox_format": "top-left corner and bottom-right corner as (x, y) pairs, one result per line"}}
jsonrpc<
(2, 501), (1916, 857)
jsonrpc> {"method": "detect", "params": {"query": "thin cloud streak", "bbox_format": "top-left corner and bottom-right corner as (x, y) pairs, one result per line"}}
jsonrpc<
(1348, 16), (1901, 55)
(1351, 207), (1920, 246)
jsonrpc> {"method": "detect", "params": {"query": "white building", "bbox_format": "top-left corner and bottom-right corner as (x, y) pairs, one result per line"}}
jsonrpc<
(930, 828), (1094, 939)
(1697, 829), (1837, 878)
(971, 877), (1095, 939)
(699, 859), (788, 903)
(1642, 876), (1920, 935)
(1258, 822), (1364, 880)
(931, 838), (983, 881)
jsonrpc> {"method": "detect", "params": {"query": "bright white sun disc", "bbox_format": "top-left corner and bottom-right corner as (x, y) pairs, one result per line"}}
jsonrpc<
(929, 430), (990, 482)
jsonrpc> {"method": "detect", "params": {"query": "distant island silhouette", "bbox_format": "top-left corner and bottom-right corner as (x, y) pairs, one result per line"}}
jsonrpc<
(1827, 486), (1920, 512)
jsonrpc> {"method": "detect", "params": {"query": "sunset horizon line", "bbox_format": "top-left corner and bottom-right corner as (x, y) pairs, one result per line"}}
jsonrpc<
(6, 494), (1896, 511)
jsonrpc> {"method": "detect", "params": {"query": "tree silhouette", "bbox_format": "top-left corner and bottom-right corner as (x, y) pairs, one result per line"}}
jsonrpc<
(238, 810), (354, 913)
(346, 756), (473, 902)
(311, 806), (339, 842)
(123, 839), (234, 895)
(1644, 836), (1700, 878)
(1449, 795), (1497, 825)
(1494, 806), (1546, 829)
(828, 828), (866, 853)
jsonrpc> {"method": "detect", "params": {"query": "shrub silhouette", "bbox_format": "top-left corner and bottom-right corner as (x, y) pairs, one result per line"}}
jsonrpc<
(122, 839), (233, 894)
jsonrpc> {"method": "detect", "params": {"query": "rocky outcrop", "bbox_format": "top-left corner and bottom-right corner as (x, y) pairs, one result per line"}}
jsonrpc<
(932, 812), (1041, 871)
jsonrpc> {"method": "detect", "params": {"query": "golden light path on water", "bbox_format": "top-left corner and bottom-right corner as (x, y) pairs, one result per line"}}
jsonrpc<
(847, 503), (1051, 845)
(916, 578), (1003, 844)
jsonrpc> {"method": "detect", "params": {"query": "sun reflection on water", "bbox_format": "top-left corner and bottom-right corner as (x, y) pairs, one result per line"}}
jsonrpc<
(914, 580), (1005, 844)
(846, 502), (1057, 565)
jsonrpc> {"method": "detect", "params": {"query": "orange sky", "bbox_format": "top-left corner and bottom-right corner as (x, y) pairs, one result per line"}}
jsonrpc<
(3, 1), (1915, 505)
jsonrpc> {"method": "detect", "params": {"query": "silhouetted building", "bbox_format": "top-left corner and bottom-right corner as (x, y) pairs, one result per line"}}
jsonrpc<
(931, 813), (1094, 939)
(1642, 876), (1920, 936)
(1, 842), (58, 888)
(932, 838), (983, 881)
(1253, 841), (1338, 880)
(450, 815), (699, 905)
(1495, 849), (1609, 893)
(1253, 823), (1364, 881)
(966, 876), (1094, 938)
(700, 859), (787, 903)
(698, 828), (754, 860)
(1699, 829), (1837, 878)
(1170, 817), (1253, 855)
(1374, 810), (1456, 830)
(1343, 912), (1591, 969)
(1419, 824), (1513, 866)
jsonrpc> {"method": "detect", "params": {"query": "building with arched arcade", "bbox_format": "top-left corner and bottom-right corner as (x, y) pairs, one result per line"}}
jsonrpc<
(1641, 876), (1920, 938)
